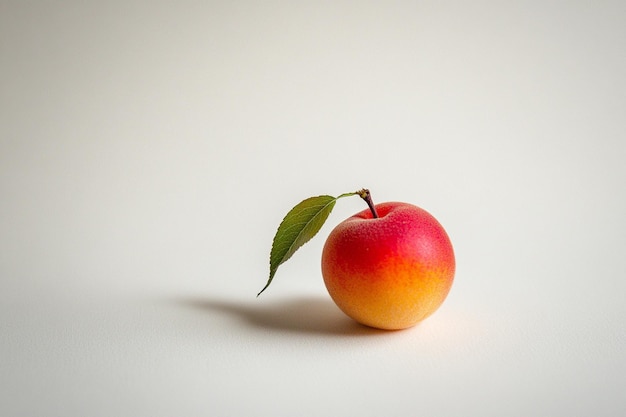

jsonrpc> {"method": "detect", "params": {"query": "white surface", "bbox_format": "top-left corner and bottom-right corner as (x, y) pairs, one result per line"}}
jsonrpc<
(1, 1), (625, 416)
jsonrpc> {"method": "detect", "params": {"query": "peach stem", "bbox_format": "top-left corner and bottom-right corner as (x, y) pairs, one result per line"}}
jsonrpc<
(357, 189), (379, 218)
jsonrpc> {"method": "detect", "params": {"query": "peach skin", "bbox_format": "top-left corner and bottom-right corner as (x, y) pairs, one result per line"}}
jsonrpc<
(321, 202), (455, 330)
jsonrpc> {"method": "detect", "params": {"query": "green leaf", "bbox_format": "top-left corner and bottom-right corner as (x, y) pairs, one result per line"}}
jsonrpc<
(258, 195), (339, 296)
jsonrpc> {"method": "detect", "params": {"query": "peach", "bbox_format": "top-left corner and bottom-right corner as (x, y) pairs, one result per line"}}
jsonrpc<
(321, 202), (455, 330)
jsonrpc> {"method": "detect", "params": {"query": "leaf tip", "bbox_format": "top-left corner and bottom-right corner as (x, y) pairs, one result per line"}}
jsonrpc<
(257, 270), (275, 297)
(256, 283), (269, 297)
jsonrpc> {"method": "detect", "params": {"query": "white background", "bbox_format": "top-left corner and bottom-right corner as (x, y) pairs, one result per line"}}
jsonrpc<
(1, 1), (625, 416)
